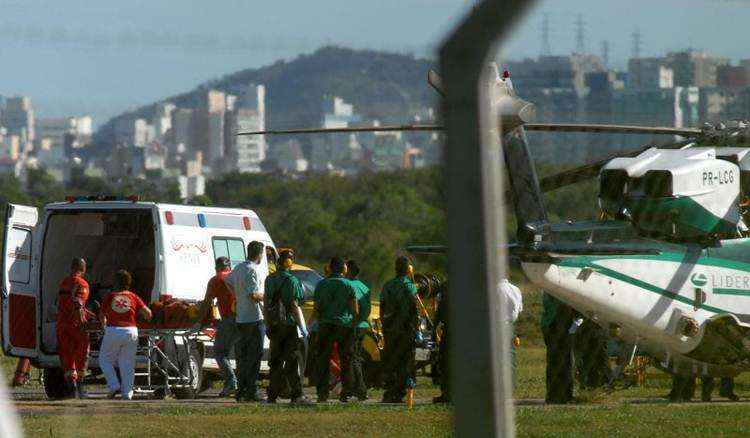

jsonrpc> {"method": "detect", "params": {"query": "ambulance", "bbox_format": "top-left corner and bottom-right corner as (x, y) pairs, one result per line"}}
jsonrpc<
(1, 197), (276, 398)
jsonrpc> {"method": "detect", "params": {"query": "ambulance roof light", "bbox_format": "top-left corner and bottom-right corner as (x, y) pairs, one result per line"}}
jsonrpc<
(63, 195), (141, 202)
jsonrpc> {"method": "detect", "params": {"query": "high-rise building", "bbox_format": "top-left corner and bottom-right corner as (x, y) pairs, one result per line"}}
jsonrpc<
(612, 86), (701, 151)
(205, 90), (226, 114)
(36, 117), (75, 165)
(666, 50), (729, 87)
(153, 102), (176, 137)
(2, 96), (35, 145)
(628, 58), (674, 89)
(191, 90), (228, 167)
(178, 174), (206, 199)
(717, 65), (749, 89)
(114, 118), (150, 147)
(226, 85), (267, 173)
(507, 54), (604, 97)
(171, 108), (194, 150)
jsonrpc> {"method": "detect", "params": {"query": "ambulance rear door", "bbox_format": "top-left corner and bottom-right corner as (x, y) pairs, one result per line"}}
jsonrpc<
(2, 203), (40, 357)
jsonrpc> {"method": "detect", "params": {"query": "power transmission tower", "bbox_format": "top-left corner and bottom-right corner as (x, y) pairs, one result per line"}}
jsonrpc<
(575, 14), (586, 53)
(541, 13), (551, 56)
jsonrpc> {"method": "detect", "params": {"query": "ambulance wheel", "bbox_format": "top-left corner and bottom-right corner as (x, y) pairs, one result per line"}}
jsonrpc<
(43, 367), (74, 400)
(173, 348), (203, 399)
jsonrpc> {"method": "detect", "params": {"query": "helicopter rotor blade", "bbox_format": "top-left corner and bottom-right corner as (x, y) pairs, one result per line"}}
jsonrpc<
(427, 69), (446, 97)
(524, 123), (701, 137)
(236, 124), (442, 136)
(239, 122), (703, 137)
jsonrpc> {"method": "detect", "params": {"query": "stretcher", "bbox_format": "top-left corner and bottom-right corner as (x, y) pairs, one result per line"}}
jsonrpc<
(88, 327), (202, 399)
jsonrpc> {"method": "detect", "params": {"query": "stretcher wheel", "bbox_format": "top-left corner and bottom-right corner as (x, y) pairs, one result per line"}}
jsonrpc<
(172, 346), (203, 399)
(43, 367), (75, 400)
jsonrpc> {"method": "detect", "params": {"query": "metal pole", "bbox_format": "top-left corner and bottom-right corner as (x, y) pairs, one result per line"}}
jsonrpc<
(440, 1), (535, 436)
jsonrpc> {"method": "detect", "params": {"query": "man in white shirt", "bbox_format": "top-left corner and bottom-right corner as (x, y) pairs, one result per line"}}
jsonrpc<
(499, 278), (523, 389)
(226, 241), (266, 402)
(499, 278), (523, 324)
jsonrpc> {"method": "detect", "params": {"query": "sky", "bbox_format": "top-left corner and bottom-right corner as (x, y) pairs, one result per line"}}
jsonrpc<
(2, 0), (750, 125)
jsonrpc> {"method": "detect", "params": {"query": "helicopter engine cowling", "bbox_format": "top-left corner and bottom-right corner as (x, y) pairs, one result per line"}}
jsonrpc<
(600, 147), (742, 239)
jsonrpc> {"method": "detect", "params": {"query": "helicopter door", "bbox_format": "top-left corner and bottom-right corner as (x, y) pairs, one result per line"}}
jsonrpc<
(2, 204), (40, 357)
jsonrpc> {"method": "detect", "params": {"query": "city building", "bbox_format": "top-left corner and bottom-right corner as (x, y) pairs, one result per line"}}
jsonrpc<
(224, 84), (267, 173)
(628, 58), (674, 89)
(310, 96), (362, 171)
(114, 118), (151, 147)
(2, 96), (35, 144)
(666, 50), (729, 88)
(153, 102), (176, 137)
(717, 65), (749, 89)
(36, 116), (92, 162)
(178, 174), (206, 200)
(507, 54), (604, 97)
(272, 140), (309, 173)
(171, 108), (193, 148)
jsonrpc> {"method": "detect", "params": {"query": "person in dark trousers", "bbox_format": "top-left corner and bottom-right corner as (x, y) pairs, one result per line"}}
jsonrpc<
(541, 291), (575, 404)
(380, 255), (419, 404)
(433, 281), (451, 404)
(701, 376), (739, 402)
(668, 374), (696, 402)
(573, 317), (610, 390)
(313, 256), (358, 403)
(195, 256), (237, 397)
(264, 249), (311, 404)
(344, 259), (370, 401)
(226, 241), (267, 402)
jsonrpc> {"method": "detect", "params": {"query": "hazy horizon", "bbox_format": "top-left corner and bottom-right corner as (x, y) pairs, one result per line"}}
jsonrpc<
(2, 0), (750, 126)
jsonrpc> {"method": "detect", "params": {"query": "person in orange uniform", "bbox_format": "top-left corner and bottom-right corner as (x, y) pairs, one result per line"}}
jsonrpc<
(195, 256), (238, 397)
(56, 257), (91, 398)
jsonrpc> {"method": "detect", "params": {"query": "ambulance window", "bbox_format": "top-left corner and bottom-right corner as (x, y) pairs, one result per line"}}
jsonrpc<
(7, 227), (32, 284)
(227, 240), (246, 265)
(212, 237), (246, 268)
(212, 239), (230, 260)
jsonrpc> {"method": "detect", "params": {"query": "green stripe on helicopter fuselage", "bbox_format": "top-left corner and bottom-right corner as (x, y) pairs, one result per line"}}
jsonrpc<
(556, 253), (736, 314)
(714, 288), (750, 296)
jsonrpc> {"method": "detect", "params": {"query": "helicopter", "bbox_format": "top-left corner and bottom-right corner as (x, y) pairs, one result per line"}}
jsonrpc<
(238, 65), (750, 381)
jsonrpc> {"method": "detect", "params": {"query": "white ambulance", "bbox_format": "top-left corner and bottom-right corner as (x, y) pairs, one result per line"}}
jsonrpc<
(1, 197), (276, 398)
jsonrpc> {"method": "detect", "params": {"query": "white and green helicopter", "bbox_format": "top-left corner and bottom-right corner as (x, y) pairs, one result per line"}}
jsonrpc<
(240, 67), (750, 380)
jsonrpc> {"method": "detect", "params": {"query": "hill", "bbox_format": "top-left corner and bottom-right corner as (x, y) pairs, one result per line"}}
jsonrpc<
(95, 46), (438, 145)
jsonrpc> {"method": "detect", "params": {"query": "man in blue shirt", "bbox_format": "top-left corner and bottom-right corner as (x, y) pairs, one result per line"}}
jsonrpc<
(226, 240), (266, 402)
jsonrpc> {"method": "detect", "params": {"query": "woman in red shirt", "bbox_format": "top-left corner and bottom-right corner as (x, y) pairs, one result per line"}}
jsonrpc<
(99, 270), (152, 400)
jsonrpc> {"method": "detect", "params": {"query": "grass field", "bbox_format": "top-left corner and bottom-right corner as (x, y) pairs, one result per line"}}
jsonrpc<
(9, 345), (750, 437)
(7, 287), (750, 437)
